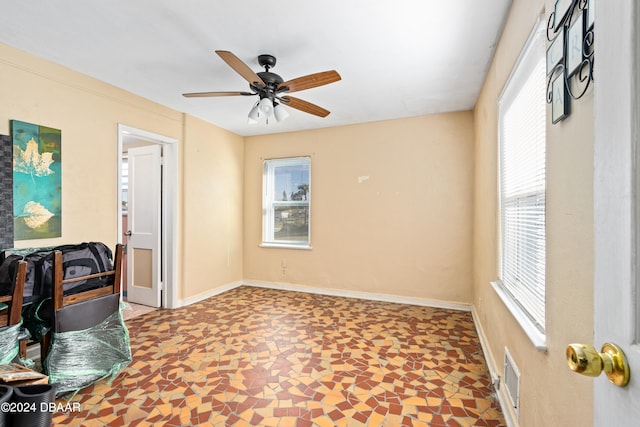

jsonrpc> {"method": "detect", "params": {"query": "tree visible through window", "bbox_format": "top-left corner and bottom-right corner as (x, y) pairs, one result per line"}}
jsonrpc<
(263, 157), (311, 247)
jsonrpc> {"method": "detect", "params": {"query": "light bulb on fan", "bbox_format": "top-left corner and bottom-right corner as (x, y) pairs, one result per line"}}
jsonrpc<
(274, 103), (290, 122)
(247, 102), (260, 124)
(258, 97), (274, 116)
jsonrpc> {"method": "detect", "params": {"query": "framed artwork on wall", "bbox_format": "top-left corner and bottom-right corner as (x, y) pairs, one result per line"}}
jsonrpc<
(546, 30), (564, 75)
(566, 13), (584, 76)
(11, 120), (62, 240)
(547, 0), (593, 125)
(554, 0), (574, 30)
(551, 73), (569, 123)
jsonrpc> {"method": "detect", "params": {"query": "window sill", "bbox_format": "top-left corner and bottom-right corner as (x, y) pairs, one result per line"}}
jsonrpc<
(490, 281), (547, 352)
(259, 243), (312, 250)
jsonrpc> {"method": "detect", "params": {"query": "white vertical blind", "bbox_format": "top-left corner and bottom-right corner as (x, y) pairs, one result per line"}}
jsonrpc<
(498, 21), (546, 332)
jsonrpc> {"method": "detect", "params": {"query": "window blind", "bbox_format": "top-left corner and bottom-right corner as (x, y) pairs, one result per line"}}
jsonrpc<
(498, 21), (546, 332)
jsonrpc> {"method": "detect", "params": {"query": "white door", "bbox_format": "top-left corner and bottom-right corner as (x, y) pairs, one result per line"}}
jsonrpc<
(126, 145), (162, 308)
(591, 0), (640, 424)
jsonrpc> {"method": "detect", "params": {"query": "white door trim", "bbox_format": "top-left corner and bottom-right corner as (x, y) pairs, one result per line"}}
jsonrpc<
(593, 0), (640, 424)
(117, 124), (179, 309)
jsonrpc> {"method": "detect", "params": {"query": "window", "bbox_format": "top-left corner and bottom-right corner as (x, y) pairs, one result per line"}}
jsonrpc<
(262, 157), (311, 248)
(494, 19), (547, 348)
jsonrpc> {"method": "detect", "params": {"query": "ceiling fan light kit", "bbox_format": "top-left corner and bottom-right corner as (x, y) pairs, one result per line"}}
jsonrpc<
(247, 102), (260, 124)
(258, 97), (274, 115)
(273, 103), (290, 122)
(183, 50), (341, 124)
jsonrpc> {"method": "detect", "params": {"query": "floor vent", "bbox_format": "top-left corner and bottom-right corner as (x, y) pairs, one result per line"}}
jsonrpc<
(503, 348), (520, 416)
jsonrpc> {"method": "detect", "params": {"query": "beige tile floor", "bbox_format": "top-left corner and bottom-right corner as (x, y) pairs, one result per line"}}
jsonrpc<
(52, 286), (505, 426)
(122, 301), (158, 321)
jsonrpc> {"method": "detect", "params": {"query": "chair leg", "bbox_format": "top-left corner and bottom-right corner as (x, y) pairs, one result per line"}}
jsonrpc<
(19, 340), (27, 359)
(40, 333), (50, 363)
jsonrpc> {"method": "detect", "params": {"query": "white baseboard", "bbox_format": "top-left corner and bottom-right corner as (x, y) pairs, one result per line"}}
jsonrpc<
(178, 280), (243, 307)
(472, 306), (519, 427)
(176, 279), (472, 312)
(242, 279), (472, 312)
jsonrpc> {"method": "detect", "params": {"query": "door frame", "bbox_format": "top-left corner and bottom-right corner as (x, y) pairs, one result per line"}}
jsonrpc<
(117, 124), (179, 309)
(593, 0), (640, 424)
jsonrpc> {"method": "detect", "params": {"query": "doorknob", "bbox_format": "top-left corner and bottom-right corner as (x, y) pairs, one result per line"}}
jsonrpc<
(124, 230), (132, 236)
(566, 342), (630, 387)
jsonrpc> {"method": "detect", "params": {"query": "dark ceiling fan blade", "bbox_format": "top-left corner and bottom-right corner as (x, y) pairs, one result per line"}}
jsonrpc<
(280, 96), (330, 117)
(183, 91), (255, 98)
(278, 70), (341, 93)
(215, 50), (265, 87)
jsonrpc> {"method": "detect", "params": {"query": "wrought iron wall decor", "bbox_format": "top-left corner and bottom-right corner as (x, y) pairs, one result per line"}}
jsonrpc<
(546, 0), (594, 124)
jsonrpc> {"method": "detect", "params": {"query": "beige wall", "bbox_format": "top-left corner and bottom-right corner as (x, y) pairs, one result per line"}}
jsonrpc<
(244, 113), (474, 304)
(0, 43), (182, 248)
(3, 7), (598, 423)
(473, 0), (594, 425)
(181, 114), (244, 300)
(0, 42), (245, 301)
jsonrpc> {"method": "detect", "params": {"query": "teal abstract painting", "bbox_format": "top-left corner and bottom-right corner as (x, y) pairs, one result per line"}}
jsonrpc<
(11, 120), (61, 240)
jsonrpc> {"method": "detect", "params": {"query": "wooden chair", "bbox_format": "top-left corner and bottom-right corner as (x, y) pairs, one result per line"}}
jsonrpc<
(0, 260), (27, 358)
(40, 244), (123, 361)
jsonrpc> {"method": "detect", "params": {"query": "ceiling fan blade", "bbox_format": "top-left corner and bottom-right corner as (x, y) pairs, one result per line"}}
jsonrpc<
(215, 50), (265, 87)
(278, 70), (341, 93)
(281, 96), (330, 118)
(183, 91), (255, 98)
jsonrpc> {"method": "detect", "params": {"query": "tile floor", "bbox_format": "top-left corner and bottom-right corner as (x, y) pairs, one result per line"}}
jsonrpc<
(122, 301), (158, 321)
(52, 286), (505, 426)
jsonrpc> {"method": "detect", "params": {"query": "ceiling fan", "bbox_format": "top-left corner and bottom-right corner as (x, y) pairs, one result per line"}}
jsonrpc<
(183, 50), (341, 122)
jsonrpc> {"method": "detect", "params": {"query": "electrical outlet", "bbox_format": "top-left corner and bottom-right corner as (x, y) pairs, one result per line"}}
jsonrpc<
(281, 259), (287, 268)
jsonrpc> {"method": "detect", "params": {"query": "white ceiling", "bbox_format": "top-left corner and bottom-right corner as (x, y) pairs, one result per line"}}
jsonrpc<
(0, 0), (511, 137)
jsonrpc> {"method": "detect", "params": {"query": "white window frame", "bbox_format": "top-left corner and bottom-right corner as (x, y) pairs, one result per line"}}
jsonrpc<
(492, 18), (547, 351)
(261, 156), (311, 249)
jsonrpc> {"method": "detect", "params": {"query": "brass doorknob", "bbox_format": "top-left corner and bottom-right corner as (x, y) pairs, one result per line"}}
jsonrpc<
(566, 342), (630, 387)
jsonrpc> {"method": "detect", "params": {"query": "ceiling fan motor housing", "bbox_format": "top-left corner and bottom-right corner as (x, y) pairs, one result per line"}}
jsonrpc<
(255, 54), (287, 102)
(257, 71), (284, 87)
